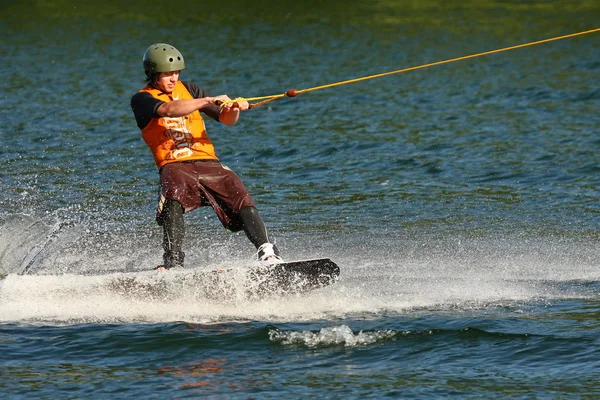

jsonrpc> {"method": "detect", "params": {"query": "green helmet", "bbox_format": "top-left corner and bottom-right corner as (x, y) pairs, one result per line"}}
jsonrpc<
(143, 43), (185, 76)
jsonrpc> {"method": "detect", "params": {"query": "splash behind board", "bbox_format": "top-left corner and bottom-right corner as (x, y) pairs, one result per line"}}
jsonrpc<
(107, 258), (340, 301)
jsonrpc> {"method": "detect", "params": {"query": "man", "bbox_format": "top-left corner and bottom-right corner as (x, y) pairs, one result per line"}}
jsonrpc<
(130, 43), (282, 269)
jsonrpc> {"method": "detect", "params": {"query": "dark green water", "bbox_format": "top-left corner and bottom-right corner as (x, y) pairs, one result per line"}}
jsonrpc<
(1, 1), (599, 398)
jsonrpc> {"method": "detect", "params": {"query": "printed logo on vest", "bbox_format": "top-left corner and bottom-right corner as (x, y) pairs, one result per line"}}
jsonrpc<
(163, 116), (194, 159)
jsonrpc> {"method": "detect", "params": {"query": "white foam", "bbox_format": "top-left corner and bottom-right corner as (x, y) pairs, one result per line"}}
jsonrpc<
(0, 256), (589, 325)
(0, 268), (347, 324)
(269, 324), (397, 347)
(2, 214), (599, 325)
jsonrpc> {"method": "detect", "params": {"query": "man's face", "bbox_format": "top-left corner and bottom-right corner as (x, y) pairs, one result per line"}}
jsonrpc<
(156, 70), (180, 93)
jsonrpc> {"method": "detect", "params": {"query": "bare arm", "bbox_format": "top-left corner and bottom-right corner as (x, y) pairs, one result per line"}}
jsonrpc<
(156, 96), (228, 118)
(156, 95), (250, 126)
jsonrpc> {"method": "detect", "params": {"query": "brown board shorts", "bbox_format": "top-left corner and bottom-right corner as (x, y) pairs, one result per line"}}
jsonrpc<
(156, 160), (256, 232)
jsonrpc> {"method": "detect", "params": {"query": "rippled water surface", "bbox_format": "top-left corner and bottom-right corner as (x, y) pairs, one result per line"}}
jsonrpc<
(1, 1), (600, 398)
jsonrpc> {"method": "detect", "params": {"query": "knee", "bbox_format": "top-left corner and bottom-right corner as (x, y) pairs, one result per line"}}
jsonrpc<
(158, 199), (184, 225)
(240, 206), (258, 218)
(239, 206), (262, 227)
(164, 199), (184, 216)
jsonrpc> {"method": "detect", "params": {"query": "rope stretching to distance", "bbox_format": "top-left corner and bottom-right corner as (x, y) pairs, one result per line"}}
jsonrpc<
(220, 27), (600, 109)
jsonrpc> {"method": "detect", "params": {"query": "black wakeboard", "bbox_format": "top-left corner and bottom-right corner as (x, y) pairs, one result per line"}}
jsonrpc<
(248, 258), (340, 296)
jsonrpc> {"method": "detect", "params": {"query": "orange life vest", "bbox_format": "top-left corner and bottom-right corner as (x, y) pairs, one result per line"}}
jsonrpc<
(139, 81), (219, 169)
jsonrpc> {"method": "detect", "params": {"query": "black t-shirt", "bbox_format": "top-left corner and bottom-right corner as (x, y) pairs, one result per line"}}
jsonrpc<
(130, 81), (221, 130)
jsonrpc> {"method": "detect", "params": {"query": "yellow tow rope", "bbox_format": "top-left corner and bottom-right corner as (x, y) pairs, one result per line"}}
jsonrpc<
(221, 27), (600, 109)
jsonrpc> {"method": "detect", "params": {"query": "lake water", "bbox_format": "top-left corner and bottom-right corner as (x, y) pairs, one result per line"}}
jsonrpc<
(1, 1), (599, 398)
